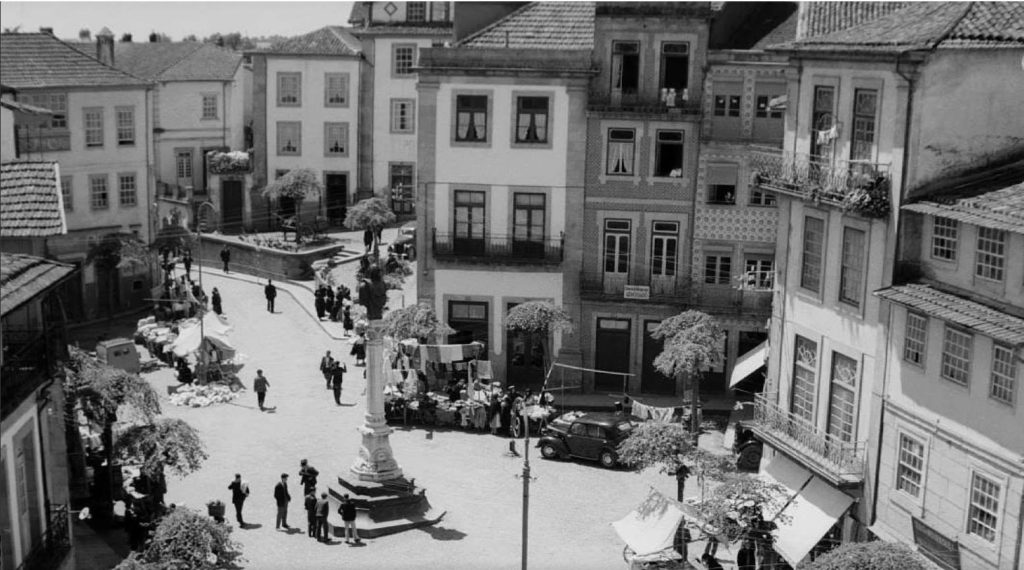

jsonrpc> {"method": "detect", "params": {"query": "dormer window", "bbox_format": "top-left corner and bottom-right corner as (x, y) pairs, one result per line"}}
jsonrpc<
(407, 1), (426, 22)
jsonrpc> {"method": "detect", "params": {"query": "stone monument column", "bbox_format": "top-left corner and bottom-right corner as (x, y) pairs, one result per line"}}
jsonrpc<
(350, 320), (403, 481)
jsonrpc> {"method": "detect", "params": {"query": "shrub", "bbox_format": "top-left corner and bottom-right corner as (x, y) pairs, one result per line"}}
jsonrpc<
(802, 541), (931, 570)
(116, 506), (243, 570)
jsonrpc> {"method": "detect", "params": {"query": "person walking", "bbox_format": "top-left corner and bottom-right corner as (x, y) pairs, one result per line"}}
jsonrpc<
(363, 228), (373, 253)
(253, 369), (270, 411)
(211, 287), (223, 315)
(339, 494), (360, 544)
(331, 361), (348, 405)
(227, 473), (250, 525)
(304, 489), (318, 538)
(273, 473), (291, 530)
(265, 280), (277, 313)
(320, 351), (335, 389)
(299, 459), (319, 495)
(315, 492), (331, 542)
(351, 333), (366, 366)
(182, 248), (193, 280)
(342, 305), (354, 337)
(220, 245), (231, 273)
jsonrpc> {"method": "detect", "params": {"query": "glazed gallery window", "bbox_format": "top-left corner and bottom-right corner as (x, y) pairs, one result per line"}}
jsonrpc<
(116, 106), (135, 145)
(706, 163), (737, 204)
(659, 42), (689, 91)
(743, 258), (774, 289)
(61, 176), (72, 211)
(941, 326), (972, 385)
(603, 219), (630, 274)
(515, 96), (549, 144)
(611, 41), (640, 95)
(324, 73), (349, 106)
(809, 85), (835, 160)
(201, 94), (218, 119)
(931, 217), (958, 260)
(750, 187), (777, 207)
(967, 472), (1001, 542)
(89, 174), (109, 209)
(277, 72), (301, 106)
(650, 222), (678, 277)
(801, 216), (825, 293)
(448, 300), (488, 348)
(606, 129), (635, 175)
(975, 227), (1006, 282)
(393, 44), (416, 76)
(827, 352), (858, 443)
(791, 335), (818, 423)
(84, 107), (103, 147)
(277, 122), (301, 155)
(391, 99), (415, 133)
(176, 150), (193, 179)
(850, 89), (878, 162)
(839, 227), (866, 308)
(512, 193), (546, 256)
(324, 123), (348, 156)
(895, 433), (925, 498)
(455, 95), (487, 143)
(654, 130), (684, 177)
(990, 344), (1017, 405)
(453, 190), (485, 255)
(713, 93), (741, 117)
(903, 312), (928, 365)
(704, 255), (731, 285)
(24, 92), (68, 128)
(118, 173), (137, 207)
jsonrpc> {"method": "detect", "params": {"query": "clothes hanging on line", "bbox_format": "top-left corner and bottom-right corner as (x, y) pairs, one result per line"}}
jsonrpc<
(632, 400), (676, 423)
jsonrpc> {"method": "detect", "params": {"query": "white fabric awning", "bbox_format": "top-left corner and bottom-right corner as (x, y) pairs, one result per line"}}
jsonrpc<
(759, 453), (812, 519)
(773, 477), (855, 567)
(611, 489), (685, 556)
(169, 313), (235, 357)
(729, 341), (767, 388)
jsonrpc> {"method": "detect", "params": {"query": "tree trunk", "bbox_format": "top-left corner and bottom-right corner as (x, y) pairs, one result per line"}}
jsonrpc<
(294, 198), (303, 242)
(691, 372), (701, 446)
(675, 470), (686, 502)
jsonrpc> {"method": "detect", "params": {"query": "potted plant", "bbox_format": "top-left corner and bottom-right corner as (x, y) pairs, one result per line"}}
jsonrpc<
(207, 499), (226, 520)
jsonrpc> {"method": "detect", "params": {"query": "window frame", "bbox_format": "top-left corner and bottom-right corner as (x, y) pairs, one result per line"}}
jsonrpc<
(903, 312), (928, 367)
(965, 470), (1002, 543)
(603, 219), (631, 275)
(606, 128), (636, 176)
(610, 41), (640, 96)
(60, 175), (72, 212)
(704, 254), (732, 285)
(118, 172), (137, 207)
(809, 85), (836, 161)
(392, 43), (417, 77)
(827, 351), (859, 443)
(175, 149), (193, 180)
(931, 216), (959, 261)
(650, 221), (679, 277)
(839, 226), (867, 308)
(940, 325), (973, 386)
(201, 93), (218, 120)
(513, 95), (551, 146)
(276, 72), (301, 107)
(452, 190), (487, 240)
(324, 73), (349, 107)
(849, 88), (879, 163)
(754, 93), (784, 120)
(89, 174), (109, 210)
(975, 227), (1006, 282)
(512, 193), (546, 248)
(713, 92), (742, 118)
(800, 216), (826, 294)
(406, 2), (427, 23)
(990, 343), (1017, 405)
(390, 98), (415, 134)
(276, 121), (302, 156)
(791, 335), (818, 423)
(115, 106), (135, 146)
(323, 122), (348, 157)
(705, 163), (737, 204)
(452, 92), (491, 146)
(743, 256), (774, 290)
(659, 41), (689, 91)
(895, 431), (926, 499)
(84, 107), (104, 148)
(653, 130), (685, 178)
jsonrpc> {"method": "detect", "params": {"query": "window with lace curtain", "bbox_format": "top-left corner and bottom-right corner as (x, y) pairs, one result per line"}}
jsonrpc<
(606, 129), (635, 175)
(515, 96), (548, 144)
(827, 352), (858, 443)
(277, 121), (301, 155)
(455, 95), (487, 142)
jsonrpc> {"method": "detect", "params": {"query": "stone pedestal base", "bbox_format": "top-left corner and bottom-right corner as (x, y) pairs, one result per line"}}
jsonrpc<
(350, 422), (403, 482)
(330, 475), (445, 538)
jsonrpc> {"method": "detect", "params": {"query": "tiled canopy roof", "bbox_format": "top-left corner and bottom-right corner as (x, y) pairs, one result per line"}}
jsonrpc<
(458, 2), (595, 50)
(0, 99), (53, 115)
(0, 32), (149, 89)
(943, 2), (1024, 47)
(0, 161), (66, 238)
(0, 253), (74, 318)
(875, 284), (1024, 347)
(903, 183), (1024, 235)
(111, 42), (242, 81)
(261, 26), (361, 56)
(796, 2), (911, 39)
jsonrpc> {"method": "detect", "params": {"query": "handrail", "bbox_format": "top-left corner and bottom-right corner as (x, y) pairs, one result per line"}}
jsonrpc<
(432, 230), (564, 263)
(749, 148), (892, 210)
(752, 393), (865, 478)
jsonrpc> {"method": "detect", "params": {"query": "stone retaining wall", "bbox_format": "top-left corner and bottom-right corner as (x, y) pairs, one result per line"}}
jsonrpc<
(196, 234), (350, 280)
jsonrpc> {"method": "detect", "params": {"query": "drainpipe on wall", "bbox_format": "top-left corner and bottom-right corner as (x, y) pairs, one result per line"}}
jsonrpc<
(222, 81), (228, 148)
(1014, 486), (1024, 570)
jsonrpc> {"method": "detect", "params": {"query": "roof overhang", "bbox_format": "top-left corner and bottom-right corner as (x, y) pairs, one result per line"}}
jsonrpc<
(875, 284), (1024, 347)
(0, 255), (75, 318)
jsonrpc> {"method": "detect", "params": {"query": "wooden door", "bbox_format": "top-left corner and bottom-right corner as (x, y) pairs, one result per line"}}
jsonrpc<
(325, 173), (348, 224)
(221, 180), (243, 231)
(594, 318), (630, 392)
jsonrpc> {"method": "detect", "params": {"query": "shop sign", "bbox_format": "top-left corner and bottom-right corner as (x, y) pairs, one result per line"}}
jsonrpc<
(912, 517), (960, 570)
(623, 285), (650, 300)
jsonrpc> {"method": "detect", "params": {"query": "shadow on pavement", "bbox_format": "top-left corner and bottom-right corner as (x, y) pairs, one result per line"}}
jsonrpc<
(239, 523), (262, 530)
(418, 526), (467, 541)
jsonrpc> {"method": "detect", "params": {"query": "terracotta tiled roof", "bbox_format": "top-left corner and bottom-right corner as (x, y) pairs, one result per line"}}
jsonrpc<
(943, 2), (1024, 47)
(0, 32), (150, 89)
(752, 10), (799, 49)
(875, 284), (1024, 347)
(261, 26), (361, 56)
(796, 2), (911, 39)
(158, 44), (242, 81)
(458, 2), (595, 50)
(0, 99), (53, 115)
(348, 2), (369, 25)
(904, 183), (1024, 235)
(0, 252), (75, 318)
(0, 161), (67, 238)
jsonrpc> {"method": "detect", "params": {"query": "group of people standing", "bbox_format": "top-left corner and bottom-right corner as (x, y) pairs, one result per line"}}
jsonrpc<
(314, 284), (354, 331)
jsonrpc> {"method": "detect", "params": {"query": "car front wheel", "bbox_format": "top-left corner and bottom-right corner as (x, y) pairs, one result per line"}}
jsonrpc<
(599, 450), (618, 469)
(540, 444), (560, 460)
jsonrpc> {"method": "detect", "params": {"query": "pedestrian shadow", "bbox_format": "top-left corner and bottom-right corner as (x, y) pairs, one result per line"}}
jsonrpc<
(347, 540), (368, 547)
(281, 527), (303, 535)
(418, 525), (466, 541)
(264, 407), (279, 414)
(336, 402), (357, 407)
(240, 522), (262, 530)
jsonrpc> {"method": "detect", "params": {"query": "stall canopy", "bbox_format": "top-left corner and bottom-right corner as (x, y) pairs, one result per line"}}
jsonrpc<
(398, 340), (485, 363)
(169, 313), (234, 357)
(761, 454), (855, 567)
(611, 489), (685, 556)
(729, 341), (767, 389)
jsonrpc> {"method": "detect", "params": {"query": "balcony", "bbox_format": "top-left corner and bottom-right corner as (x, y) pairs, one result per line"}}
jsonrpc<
(589, 90), (702, 117)
(432, 230), (564, 265)
(749, 147), (892, 218)
(748, 393), (866, 487)
(1, 330), (58, 419)
(580, 272), (773, 315)
(15, 129), (71, 154)
(207, 150), (252, 175)
(16, 505), (71, 570)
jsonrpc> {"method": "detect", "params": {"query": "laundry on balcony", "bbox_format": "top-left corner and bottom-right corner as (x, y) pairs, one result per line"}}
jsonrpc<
(767, 94), (787, 110)
(815, 125), (839, 145)
(729, 341), (767, 389)
(631, 400), (676, 422)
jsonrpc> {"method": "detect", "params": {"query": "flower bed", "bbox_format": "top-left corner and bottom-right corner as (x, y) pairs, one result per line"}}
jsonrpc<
(169, 384), (239, 408)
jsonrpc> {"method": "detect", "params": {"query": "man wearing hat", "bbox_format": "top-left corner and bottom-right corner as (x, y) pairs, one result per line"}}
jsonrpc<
(273, 473), (291, 529)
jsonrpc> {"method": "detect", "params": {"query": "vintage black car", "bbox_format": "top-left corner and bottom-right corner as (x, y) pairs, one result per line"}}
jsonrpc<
(535, 412), (638, 468)
(388, 222), (416, 260)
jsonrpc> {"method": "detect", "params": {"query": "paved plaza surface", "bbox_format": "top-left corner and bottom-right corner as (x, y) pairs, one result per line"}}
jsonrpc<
(143, 261), (704, 570)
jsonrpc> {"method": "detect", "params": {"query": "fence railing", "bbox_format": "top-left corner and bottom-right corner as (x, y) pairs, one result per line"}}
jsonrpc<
(579, 271), (773, 314)
(432, 230), (564, 264)
(752, 393), (866, 481)
(16, 504), (71, 570)
(749, 147), (892, 214)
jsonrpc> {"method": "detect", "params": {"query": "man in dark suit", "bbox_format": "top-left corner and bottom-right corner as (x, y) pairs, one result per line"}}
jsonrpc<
(265, 280), (277, 312)
(304, 489), (318, 538)
(299, 459), (319, 495)
(331, 361), (348, 405)
(227, 473), (249, 525)
(320, 351), (335, 389)
(273, 473), (291, 529)
(315, 492), (331, 542)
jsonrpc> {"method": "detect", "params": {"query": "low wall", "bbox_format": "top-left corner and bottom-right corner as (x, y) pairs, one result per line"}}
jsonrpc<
(196, 234), (350, 280)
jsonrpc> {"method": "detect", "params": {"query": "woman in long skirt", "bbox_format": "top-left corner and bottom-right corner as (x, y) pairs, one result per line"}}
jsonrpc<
(211, 288), (223, 315)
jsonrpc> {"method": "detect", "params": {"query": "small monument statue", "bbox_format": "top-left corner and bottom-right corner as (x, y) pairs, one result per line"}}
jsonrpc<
(357, 264), (388, 321)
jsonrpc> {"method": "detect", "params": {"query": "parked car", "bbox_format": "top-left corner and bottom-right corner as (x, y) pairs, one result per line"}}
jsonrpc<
(732, 421), (763, 470)
(95, 338), (141, 373)
(536, 412), (638, 468)
(388, 222), (416, 260)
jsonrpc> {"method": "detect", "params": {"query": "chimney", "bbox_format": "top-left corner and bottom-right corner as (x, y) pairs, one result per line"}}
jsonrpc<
(95, 27), (114, 66)
(39, 27), (54, 35)
(79, 28), (91, 41)
(120, 33), (133, 43)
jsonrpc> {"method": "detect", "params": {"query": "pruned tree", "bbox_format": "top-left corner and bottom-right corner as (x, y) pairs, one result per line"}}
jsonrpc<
(617, 421), (731, 501)
(381, 302), (455, 343)
(114, 506), (244, 570)
(505, 301), (573, 387)
(115, 418), (207, 506)
(803, 541), (932, 570)
(261, 168), (323, 240)
(650, 310), (725, 443)
(691, 472), (789, 545)
(344, 197), (396, 258)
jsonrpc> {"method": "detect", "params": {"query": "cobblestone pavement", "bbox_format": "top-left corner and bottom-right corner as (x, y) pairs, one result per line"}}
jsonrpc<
(147, 254), (712, 570)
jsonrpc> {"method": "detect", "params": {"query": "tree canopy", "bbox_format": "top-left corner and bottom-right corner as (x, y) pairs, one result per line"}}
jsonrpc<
(115, 506), (243, 570)
(505, 301), (574, 336)
(617, 421), (730, 480)
(262, 168), (323, 202)
(344, 197), (396, 231)
(86, 233), (152, 272)
(115, 418), (208, 480)
(66, 347), (161, 427)
(802, 541), (932, 570)
(650, 310), (725, 378)
(381, 302), (454, 342)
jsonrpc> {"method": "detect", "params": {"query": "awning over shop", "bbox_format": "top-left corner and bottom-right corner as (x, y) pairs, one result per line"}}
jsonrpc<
(169, 313), (235, 357)
(729, 341), (767, 388)
(759, 453), (812, 518)
(773, 474), (855, 567)
(611, 489), (685, 556)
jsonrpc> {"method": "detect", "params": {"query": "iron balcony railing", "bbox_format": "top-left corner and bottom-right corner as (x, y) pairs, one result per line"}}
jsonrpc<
(579, 271), (773, 314)
(751, 393), (866, 484)
(749, 147), (892, 214)
(589, 91), (702, 116)
(432, 230), (564, 264)
(16, 504), (71, 570)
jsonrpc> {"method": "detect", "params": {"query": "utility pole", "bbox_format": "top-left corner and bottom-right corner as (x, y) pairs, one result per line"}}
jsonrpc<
(520, 401), (532, 570)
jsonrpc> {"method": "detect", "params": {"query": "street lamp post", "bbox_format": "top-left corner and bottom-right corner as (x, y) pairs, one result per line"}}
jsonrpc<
(194, 201), (216, 383)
